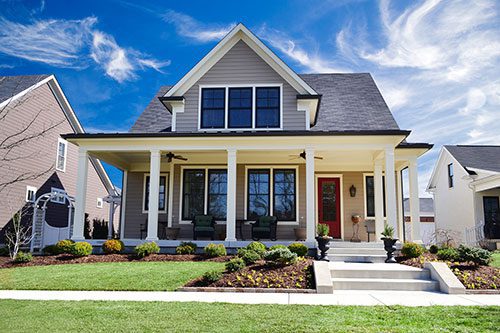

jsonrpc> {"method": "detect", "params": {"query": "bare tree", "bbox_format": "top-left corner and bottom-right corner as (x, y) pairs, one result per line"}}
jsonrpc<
(4, 204), (35, 259)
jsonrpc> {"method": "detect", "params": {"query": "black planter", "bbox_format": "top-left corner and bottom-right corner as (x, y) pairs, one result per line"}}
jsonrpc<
(381, 237), (398, 263)
(315, 236), (332, 261)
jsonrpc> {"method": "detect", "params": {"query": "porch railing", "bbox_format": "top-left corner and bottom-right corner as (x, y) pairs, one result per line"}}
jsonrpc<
(464, 222), (485, 247)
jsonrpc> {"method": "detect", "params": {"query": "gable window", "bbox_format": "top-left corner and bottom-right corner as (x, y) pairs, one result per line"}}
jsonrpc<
(56, 138), (67, 172)
(201, 88), (225, 129)
(228, 88), (252, 128)
(365, 175), (386, 218)
(51, 187), (66, 204)
(97, 197), (103, 209)
(256, 87), (280, 128)
(143, 174), (168, 213)
(448, 163), (454, 188)
(26, 186), (37, 203)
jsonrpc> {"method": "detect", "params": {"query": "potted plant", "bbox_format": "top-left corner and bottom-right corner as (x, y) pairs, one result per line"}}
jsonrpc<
(315, 223), (332, 261)
(380, 223), (398, 263)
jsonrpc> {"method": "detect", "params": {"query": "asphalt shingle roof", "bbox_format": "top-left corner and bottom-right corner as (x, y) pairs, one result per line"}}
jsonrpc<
(0, 75), (49, 103)
(403, 198), (434, 215)
(445, 145), (500, 173)
(130, 85), (172, 133)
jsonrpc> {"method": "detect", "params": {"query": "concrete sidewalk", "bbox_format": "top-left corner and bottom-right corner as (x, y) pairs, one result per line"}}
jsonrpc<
(0, 290), (499, 306)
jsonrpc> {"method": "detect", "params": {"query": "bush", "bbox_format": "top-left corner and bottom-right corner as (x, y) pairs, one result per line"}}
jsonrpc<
(204, 243), (227, 257)
(13, 251), (33, 263)
(134, 242), (160, 258)
(437, 247), (459, 261)
(176, 241), (197, 255)
(429, 244), (439, 254)
(42, 244), (61, 255)
(102, 239), (124, 254)
(203, 270), (222, 284)
(69, 242), (93, 257)
(457, 245), (491, 266)
(225, 258), (245, 272)
(288, 243), (308, 257)
(0, 246), (10, 257)
(55, 239), (75, 254)
(269, 244), (287, 251)
(401, 242), (425, 258)
(263, 248), (297, 266)
(246, 241), (266, 257)
(237, 248), (261, 265)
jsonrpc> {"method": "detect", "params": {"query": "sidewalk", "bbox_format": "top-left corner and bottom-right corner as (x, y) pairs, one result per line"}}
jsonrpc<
(1, 290), (499, 306)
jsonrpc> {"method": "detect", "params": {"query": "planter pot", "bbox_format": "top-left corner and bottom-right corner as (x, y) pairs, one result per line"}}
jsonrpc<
(315, 236), (332, 261)
(294, 228), (307, 241)
(165, 228), (180, 240)
(381, 237), (398, 263)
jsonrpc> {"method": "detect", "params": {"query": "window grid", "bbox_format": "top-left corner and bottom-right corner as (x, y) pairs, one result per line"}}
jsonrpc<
(208, 170), (228, 220)
(200, 88), (226, 129)
(228, 88), (252, 128)
(273, 169), (296, 221)
(365, 175), (386, 218)
(144, 175), (167, 212)
(182, 169), (206, 220)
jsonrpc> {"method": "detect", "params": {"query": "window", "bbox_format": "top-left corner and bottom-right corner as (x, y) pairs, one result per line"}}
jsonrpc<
(208, 170), (227, 219)
(448, 163), (454, 188)
(273, 169), (296, 221)
(25, 186), (37, 203)
(97, 197), (103, 209)
(50, 188), (66, 204)
(200, 88), (225, 129)
(247, 169), (271, 219)
(56, 138), (67, 172)
(228, 88), (252, 128)
(182, 169), (206, 220)
(144, 174), (168, 212)
(365, 175), (386, 218)
(256, 87), (280, 128)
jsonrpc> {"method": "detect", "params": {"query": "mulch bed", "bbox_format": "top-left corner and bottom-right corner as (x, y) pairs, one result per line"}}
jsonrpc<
(398, 253), (500, 290)
(0, 253), (232, 269)
(185, 258), (314, 290)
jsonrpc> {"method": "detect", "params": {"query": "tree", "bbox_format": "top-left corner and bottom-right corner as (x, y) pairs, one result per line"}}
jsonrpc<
(4, 205), (35, 259)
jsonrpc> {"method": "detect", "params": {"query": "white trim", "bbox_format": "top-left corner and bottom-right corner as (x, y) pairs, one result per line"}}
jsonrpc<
(167, 163), (175, 227)
(142, 173), (169, 214)
(96, 197), (103, 209)
(198, 84), (283, 131)
(50, 187), (66, 204)
(363, 172), (387, 219)
(315, 174), (344, 240)
(25, 185), (37, 203)
(119, 171), (128, 240)
(243, 165), (300, 225)
(0, 75), (53, 109)
(55, 137), (68, 172)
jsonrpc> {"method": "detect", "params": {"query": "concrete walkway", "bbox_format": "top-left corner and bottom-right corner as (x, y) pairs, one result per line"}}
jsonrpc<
(0, 290), (499, 306)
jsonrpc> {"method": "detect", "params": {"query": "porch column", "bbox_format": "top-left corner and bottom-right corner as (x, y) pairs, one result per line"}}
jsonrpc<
(72, 148), (88, 241)
(409, 157), (421, 242)
(119, 171), (128, 240)
(167, 162), (174, 227)
(225, 148), (237, 241)
(305, 147), (316, 242)
(146, 149), (161, 241)
(374, 159), (384, 240)
(107, 200), (114, 239)
(385, 146), (398, 234)
(396, 169), (404, 240)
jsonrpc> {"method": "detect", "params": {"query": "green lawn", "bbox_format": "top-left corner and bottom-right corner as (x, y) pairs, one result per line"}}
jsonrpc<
(0, 300), (498, 332)
(0, 261), (224, 291)
(491, 251), (500, 268)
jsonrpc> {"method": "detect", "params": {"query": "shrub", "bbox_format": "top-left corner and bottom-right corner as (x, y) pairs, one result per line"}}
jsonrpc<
(69, 242), (93, 257)
(176, 241), (197, 255)
(225, 258), (245, 272)
(381, 223), (394, 238)
(204, 243), (227, 257)
(42, 244), (61, 255)
(263, 248), (297, 266)
(203, 270), (222, 284)
(0, 246), (10, 257)
(457, 245), (491, 266)
(246, 241), (266, 257)
(55, 239), (75, 254)
(102, 239), (124, 254)
(134, 242), (160, 258)
(437, 247), (459, 261)
(288, 243), (308, 257)
(401, 242), (425, 258)
(13, 251), (32, 263)
(429, 244), (439, 254)
(237, 248), (261, 265)
(269, 244), (287, 251)
(91, 218), (109, 239)
(317, 223), (329, 237)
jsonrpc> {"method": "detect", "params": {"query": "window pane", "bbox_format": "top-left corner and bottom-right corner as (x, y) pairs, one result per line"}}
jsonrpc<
(247, 170), (270, 219)
(208, 170), (227, 219)
(365, 176), (386, 217)
(182, 170), (205, 220)
(201, 88), (225, 128)
(273, 169), (296, 221)
(144, 176), (167, 211)
(256, 87), (280, 128)
(228, 88), (252, 128)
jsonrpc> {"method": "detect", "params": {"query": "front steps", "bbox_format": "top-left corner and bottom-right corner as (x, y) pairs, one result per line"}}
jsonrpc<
(327, 242), (387, 263)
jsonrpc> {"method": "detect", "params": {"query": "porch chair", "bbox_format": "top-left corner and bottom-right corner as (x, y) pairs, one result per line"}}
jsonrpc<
(251, 216), (278, 241)
(364, 219), (375, 242)
(192, 215), (216, 240)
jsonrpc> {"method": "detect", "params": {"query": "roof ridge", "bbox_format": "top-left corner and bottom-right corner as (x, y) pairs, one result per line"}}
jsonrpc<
(446, 144), (500, 148)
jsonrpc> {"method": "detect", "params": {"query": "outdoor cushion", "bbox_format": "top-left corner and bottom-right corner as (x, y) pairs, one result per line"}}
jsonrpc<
(194, 226), (214, 232)
(194, 216), (213, 226)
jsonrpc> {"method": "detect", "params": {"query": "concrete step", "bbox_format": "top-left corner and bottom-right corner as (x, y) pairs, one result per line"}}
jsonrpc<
(328, 254), (387, 263)
(330, 263), (431, 280)
(329, 241), (383, 248)
(332, 277), (439, 291)
(328, 248), (387, 255)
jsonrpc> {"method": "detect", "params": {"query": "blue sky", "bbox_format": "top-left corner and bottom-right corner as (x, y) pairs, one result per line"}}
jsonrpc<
(1, 0), (499, 195)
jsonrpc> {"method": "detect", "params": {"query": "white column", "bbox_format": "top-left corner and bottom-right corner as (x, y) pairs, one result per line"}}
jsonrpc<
(409, 157), (421, 242)
(396, 169), (404, 240)
(72, 148), (88, 241)
(107, 200), (114, 239)
(167, 162), (174, 227)
(146, 149), (161, 241)
(226, 148), (237, 241)
(305, 147), (316, 242)
(385, 146), (398, 234)
(119, 171), (127, 240)
(374, 159), (384, 240)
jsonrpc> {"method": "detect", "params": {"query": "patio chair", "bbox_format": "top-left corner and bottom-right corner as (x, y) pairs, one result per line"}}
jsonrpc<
(192, 215), (216, 240)
(251, 216), (278, 241)
(364, 219), (375, 242)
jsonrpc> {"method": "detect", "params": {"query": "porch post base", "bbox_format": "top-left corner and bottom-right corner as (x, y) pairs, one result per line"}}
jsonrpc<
(145, 237), (159, 242)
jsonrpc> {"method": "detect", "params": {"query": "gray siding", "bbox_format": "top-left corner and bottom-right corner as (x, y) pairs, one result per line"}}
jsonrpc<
(175, 40), (306, 132)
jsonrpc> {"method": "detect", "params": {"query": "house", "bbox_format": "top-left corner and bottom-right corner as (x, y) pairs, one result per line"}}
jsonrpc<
(62, 24), (432, 249)
(0, 75), (119, 248)
(403, 197), (435, 244)
(427, 145), (500, 248)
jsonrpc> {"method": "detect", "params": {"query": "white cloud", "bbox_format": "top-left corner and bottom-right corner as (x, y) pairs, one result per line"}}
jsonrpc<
(162, 10), (236, 43)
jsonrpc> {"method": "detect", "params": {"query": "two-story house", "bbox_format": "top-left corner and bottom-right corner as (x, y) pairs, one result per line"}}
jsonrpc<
(63, 24), (432, 249)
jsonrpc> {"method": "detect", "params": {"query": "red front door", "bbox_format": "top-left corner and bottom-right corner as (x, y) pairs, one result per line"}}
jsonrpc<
(318, 177), (341, 238)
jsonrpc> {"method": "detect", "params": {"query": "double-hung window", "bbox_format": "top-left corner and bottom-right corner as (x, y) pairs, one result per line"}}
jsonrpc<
(228, 88), (252, 128)
(51, 187), (66, 204)
(201, 88), (225, 129)
(143, 174), (167, 212)
(256, 87), (280, 128)
(365, 175), (386, 218)
(26, 186), (37, 203)
(208, 170), (227, 220)
(56, 138), (67, 172)
(273, 169), (296, 221)
(247, 170), (271, 219)
(182, 169), (207, 220)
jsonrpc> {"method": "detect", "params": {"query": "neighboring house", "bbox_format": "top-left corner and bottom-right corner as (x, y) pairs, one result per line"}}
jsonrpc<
(63, 24), (432, 248)
(403, 198), (435, 245)
(0, 75), (118, 248)
(427, 145), (500, 247)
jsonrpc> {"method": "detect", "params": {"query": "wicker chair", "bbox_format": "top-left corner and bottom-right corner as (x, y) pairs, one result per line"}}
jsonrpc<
(251, 216), (278, 241)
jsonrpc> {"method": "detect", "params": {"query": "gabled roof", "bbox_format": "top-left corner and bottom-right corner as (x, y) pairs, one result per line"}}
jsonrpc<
(131, 85), (172, 133)
(445, 145), (500, 173)
(0, 75), (50, 105)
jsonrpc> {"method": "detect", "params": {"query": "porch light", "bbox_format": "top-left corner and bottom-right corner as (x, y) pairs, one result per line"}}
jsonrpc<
(349, 185), (357, 197)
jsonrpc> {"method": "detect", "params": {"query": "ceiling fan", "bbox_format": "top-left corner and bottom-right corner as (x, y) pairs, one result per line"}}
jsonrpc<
(165, 152), (188, 163)
(289, 150), (323, 160)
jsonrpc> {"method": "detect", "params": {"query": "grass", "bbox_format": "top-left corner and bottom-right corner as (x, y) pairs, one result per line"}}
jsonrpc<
(490, 251), (500, 268)
(0, 261), (224, 291)
(0, 300), (498, 332)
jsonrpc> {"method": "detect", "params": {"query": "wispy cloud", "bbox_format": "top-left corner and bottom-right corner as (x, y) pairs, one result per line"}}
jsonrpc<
(162, 10), (236, 43)
(0, 16), (169, 82)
